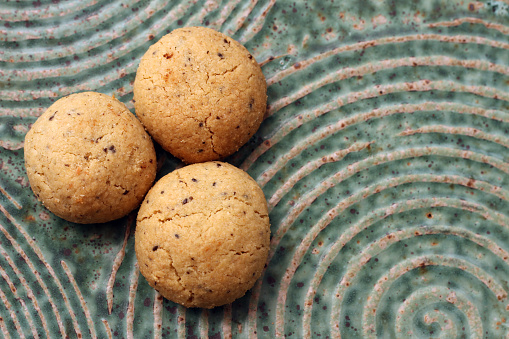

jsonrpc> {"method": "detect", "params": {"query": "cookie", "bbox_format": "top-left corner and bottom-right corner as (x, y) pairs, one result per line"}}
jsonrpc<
(133, 26), (267, 164)
(135, 161), (270, 308)
(24, 92), (157, 224)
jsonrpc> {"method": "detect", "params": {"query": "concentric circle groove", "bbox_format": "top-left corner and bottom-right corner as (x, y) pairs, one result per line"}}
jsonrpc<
(266, 34), (509, 86)
(360, 256), (505, 337)
(61, 260), (97, 339)
(303, 225), (509, 337)
(427, 17), (509, 34)
(242, 102), (509, 174)
(277, 194), (509, 337)
(394, 286), (482, 338)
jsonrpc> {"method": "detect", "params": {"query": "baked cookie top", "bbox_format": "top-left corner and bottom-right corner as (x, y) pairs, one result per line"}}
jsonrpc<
(24, 92), (157, 224)
(135, 161), (270, 308)
(133, 26), (267, 163)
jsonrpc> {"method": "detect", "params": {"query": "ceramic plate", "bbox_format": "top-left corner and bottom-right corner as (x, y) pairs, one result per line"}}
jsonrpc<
(1, 0), (509, 337)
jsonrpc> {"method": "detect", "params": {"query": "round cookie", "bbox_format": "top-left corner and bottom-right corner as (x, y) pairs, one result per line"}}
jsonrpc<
(135, 161), (270, 308)
(133, 26), (267, 164)
(24, 92), (157, 224)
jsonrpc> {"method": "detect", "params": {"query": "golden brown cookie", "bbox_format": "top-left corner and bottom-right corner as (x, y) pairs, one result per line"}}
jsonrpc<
(133, 26), (267, 164)
(24, 92), (157, 224)
(135, 161), (270, 308)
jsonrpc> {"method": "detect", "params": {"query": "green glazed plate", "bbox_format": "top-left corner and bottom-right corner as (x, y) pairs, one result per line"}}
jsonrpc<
(1, 0), (509, 337)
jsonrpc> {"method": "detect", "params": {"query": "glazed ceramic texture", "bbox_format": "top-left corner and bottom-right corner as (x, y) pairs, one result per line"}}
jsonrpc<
(1, 0), (509, 338)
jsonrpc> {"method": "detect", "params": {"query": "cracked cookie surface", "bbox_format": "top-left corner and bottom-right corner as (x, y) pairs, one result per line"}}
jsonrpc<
(24, 92), (157, 224)
(133, 26), (267, 163)
(135, 161), (270, 308)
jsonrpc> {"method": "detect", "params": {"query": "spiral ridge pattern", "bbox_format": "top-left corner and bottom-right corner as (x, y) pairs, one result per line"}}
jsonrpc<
(1, 0), (508, 337)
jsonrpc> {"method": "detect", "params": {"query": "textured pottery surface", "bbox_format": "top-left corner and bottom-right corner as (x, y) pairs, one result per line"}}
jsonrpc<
(1, 0), (509, 338)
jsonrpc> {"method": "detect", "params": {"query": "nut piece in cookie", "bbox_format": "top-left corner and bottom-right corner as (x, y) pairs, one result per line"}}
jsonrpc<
(135, 161), (270, 308)
(134, 26), (267, 163)
(24, 91), (157, 224)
